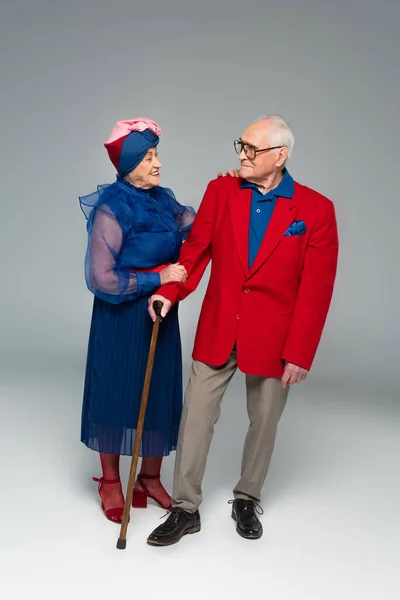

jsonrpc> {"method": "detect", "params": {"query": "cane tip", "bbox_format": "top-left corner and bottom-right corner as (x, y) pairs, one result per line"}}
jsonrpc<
(116, 538), (126, 550)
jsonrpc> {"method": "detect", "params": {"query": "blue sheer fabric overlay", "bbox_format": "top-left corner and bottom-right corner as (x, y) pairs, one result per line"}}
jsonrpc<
(79, 176), (195, 304)
(80, 176), (195, 456)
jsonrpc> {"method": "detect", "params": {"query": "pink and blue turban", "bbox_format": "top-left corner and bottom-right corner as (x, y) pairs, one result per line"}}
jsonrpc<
(104, 118), (162, 177)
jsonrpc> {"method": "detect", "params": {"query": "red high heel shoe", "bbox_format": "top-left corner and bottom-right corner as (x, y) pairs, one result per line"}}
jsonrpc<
(93, 476), (125, 524)
(132, 474), (172, 510)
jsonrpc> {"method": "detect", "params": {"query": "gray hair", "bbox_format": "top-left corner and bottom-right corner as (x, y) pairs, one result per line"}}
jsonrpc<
(255, 114), (295, 159)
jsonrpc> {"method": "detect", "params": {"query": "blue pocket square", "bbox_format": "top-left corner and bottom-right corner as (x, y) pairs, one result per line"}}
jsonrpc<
(284, 220), (306, 236)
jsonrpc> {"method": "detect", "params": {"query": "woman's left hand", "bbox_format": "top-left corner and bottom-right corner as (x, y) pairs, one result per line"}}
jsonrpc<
(217, 169), (240, 178)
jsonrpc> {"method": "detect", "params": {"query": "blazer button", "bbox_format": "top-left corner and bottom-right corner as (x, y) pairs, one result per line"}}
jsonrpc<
(244, 288), (250, 293)
(236, 314), (240, 320)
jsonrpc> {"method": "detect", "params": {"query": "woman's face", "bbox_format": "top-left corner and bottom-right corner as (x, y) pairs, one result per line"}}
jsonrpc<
(125, 147), (162, 189)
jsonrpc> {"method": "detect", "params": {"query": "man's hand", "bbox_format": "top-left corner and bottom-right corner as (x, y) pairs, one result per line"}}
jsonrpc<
(217, 169), (240, 178)
(148, 295), (172, 322)
(281, 362), (308, 388)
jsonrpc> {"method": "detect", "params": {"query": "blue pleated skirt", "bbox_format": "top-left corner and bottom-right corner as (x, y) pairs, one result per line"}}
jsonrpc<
(81, 296), (183, 456)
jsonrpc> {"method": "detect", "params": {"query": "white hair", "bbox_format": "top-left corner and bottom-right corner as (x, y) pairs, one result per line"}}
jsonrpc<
(255, 114), (295, 159)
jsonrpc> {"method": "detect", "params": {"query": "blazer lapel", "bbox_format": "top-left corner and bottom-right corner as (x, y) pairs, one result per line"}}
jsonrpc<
(247, 196), (297, 278)
(229, 185), (252, 276)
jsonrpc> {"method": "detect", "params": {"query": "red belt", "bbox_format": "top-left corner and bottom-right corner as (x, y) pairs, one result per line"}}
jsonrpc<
(134, 263), (170, 273)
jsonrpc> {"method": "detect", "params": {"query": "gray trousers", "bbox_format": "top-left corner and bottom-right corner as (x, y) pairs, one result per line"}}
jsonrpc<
(172, 351), (289, 511)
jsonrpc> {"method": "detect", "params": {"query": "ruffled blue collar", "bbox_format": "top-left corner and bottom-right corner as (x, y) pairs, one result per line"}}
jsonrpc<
(116, 175), (152, 197)
(79, 175), (168, 221)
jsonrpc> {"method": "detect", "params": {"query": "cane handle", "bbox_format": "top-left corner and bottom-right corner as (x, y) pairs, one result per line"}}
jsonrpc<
(153, 300), (163, 317)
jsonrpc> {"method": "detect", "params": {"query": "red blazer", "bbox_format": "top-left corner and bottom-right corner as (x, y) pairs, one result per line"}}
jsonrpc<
(157, 177), (339, 377)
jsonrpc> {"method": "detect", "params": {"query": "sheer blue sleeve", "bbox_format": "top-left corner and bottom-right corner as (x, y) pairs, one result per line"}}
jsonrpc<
(154, 188), (196, 239)
(173, 202), (196, 239)
(85, 206), (160, 304)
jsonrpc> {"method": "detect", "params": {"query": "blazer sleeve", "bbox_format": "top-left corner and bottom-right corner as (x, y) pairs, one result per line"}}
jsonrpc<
(282, 199), (339, 370)
(155, 180), (217, 306)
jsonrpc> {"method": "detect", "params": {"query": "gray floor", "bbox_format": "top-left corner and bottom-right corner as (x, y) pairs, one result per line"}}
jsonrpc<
(1, 356), (399, 600)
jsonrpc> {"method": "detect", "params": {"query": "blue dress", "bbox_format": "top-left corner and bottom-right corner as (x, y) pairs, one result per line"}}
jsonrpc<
(79, 176), (195, 456)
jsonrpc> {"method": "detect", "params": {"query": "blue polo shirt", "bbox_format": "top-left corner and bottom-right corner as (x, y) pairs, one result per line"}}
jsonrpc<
(241, 168), (295, 269)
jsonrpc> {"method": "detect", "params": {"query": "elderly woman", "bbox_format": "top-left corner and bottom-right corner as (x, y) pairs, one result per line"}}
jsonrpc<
(79, 118), (195, 523)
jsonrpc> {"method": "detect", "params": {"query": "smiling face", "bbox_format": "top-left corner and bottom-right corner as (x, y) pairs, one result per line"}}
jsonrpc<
(238, 120), (288, 184)
(125, 147), (162, 189)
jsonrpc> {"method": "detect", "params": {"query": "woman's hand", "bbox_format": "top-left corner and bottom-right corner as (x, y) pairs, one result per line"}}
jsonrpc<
(160, 263), (187, 285)
(217, 169), (240, 178)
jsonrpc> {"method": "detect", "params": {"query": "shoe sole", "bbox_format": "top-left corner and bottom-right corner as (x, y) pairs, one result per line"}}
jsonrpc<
(231, 512), (263, 540)
(146, 524), (201, 546)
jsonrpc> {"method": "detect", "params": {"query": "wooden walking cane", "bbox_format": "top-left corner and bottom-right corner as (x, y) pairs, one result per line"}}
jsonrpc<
(117, 300), (163, 550)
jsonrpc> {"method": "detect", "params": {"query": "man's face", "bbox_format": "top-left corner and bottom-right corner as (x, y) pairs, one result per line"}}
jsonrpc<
(238, 121), (287, 183)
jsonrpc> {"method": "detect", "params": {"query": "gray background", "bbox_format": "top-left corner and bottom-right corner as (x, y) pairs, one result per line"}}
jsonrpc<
(1, 1), (399, 598)
(1, 0), (399, 386)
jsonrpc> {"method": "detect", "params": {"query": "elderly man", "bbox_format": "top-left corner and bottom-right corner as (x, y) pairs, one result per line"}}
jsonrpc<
(146, 115), (339, 545)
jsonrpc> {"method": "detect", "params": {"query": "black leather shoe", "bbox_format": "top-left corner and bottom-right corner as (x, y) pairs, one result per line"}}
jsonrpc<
(147, 508), (201, 546)
(230, 499), (263, 539)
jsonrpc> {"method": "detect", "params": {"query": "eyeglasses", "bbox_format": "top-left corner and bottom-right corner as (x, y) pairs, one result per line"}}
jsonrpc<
(233, 139), (284, 160)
